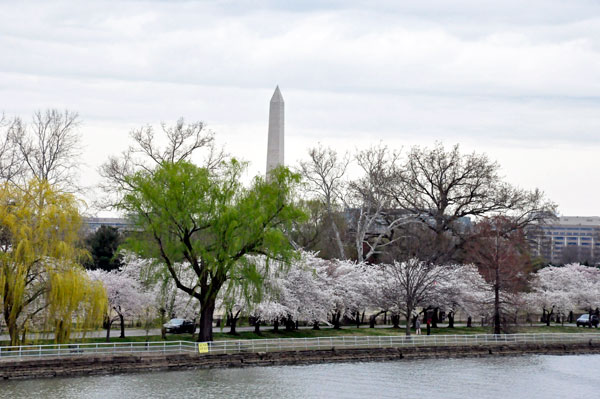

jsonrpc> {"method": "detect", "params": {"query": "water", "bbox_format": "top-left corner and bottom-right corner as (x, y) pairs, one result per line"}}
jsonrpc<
(1, 354), (598, 398)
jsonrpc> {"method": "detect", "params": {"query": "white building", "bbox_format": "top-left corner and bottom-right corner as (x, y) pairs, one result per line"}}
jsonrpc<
(531, 216), (600, 265)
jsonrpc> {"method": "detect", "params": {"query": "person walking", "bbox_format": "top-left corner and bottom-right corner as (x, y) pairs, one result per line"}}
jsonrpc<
(415, 318), (421, 335)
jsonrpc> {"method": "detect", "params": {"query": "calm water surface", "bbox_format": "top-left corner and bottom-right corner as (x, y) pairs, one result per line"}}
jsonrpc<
(1, 354), (598, 398)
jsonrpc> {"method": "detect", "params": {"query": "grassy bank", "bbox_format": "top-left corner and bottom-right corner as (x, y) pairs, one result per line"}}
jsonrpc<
(2, 324), (599, 346)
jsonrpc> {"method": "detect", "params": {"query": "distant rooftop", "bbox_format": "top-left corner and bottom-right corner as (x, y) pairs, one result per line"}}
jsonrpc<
(556, 216), (600, 226)
(83, 217), (132, 233)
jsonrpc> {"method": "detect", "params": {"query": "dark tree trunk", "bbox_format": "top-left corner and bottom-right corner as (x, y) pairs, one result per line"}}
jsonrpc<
(273, 318), (279, 333)
(356, 311), (361, 328)
(405, 307), (413, 336)
(119, 313), (125, 338)
(197, 301), (215, 342)
(493, 277), (501, 335)
(229, 315), (238, 335)
(391, 314), (400, 329)
(467, 316), (472, 328)
(312, 321), (320, 330)
(432, 308), (439, 328)
(369, 315), (376, 328)
(568, 311), (574, 323)
(285, 315), (295, 331)
(254, 320), (261, 334)
(106, 320), (113, 342)
(383, 311), (387, 325)
(448, 311), (455, 328)
(332, 311), (342, 329)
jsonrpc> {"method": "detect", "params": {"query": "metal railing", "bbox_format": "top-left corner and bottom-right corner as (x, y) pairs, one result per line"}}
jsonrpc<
(202, 333), (600, 355)
(1, 333), (598, 360)
(0, 340), (198, 359)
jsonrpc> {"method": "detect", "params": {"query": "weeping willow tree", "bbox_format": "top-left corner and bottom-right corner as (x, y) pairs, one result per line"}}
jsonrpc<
(0, 180), (107, 345)
(119, 160), (305, 342)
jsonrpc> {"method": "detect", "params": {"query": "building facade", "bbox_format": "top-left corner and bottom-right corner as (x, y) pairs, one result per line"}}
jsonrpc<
(530, 216), (600, 265)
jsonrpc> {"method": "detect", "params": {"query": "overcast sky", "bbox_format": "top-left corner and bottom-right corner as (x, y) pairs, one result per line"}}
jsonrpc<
(2, 0), (600, 216)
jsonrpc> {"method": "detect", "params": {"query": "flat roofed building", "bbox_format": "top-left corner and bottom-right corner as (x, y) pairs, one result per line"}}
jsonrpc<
(530, 216), (600, 265)
(83, 217), (133, 234)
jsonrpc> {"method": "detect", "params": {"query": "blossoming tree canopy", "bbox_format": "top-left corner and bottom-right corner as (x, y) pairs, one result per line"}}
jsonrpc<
(0, 180), (107, 345)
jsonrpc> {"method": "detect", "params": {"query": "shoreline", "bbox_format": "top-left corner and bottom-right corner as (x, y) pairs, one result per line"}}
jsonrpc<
(2, 342), (600, 380)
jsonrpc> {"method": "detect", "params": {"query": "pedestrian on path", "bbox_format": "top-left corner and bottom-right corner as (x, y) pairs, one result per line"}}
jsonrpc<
(415, 319), (421, 335)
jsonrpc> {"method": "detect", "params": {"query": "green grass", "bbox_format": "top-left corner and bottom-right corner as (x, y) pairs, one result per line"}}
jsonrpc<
(2, 324), (599, 346)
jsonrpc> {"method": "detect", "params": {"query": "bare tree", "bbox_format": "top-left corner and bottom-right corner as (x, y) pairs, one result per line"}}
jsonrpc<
(99, 118), (225, 208)
(298, 145), (349, 259)
(465, 216), (531, 334)
(379, 259), (449, 336)
(388, 142), (556, 263)
(9, 109), (82, 190)
(347, 145), (413, 262)
(0, 114), (25, 182)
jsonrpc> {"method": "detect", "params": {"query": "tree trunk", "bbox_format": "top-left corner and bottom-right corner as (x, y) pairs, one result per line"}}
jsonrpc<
(197, 300), (215, 342)
(254, 320), (261, 334)
(493, 277), (501, 335)
(106, 320), (112, 342)
(312, 321), (320, 330)
(405, 307), (412, 336)
(331, 218), (346, 260)
(229, 314), (238, 335)
(448, 311), (455, 328)
(285, 315), (295, 331)
(332, 311), (342, 329)
(356, 311), (361, 328)
(5, 312), (20, 347)
(369, 315), (377, 328)
(119, 313), (125, 338)
(273, 318), (279, 333)
(391, 314), (400, 329)
(432, 308), (439, 328)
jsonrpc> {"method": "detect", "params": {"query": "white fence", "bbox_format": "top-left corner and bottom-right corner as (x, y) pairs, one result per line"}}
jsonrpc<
(0, 341), (198, 359)
(1, 333), (598, 360)
(203, 333), (600, 354)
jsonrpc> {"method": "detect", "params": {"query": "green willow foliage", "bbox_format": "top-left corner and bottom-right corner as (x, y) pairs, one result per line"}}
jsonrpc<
(119, 160), (305, 341)
(0, 180), (107, 345)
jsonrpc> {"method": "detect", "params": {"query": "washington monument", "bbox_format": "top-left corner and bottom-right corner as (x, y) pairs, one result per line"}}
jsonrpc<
(266, 86), (284, 175)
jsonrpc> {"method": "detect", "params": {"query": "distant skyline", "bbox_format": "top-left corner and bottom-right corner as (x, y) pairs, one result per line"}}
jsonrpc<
(1, 0), (600, 216)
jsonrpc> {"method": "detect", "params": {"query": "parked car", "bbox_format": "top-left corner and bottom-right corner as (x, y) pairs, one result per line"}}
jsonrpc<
(576, 314), (599, 328)
(163, 318), (196, 334)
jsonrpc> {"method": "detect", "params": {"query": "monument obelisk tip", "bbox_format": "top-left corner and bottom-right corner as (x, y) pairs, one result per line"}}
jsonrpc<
(271, 85), (284, 103)
(266, 86), (285, 177)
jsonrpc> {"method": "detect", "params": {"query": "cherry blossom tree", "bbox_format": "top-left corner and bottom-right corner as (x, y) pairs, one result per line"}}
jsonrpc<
(377, 259), (450, 335)
(435, 264), (492, 328)
(528, 263), (600, 326)
(87, 268), (152, 341)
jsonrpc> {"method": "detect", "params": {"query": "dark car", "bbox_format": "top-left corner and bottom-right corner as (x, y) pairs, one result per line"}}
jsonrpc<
(163, 318), (196, 334)
(576, 314), (599, 328)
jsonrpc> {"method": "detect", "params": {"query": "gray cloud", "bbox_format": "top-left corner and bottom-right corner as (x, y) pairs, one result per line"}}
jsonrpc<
(1, 0), (600, 215)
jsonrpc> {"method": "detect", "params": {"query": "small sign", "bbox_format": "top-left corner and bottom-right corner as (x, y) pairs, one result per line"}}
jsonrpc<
(198, 343), (209, 353)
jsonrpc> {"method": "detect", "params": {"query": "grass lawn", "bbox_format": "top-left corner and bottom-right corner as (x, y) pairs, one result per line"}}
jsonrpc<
(2, 324), (599, 346)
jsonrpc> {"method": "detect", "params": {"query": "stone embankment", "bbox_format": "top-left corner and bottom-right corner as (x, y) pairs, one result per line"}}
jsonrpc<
(2, 342), (600, 380)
